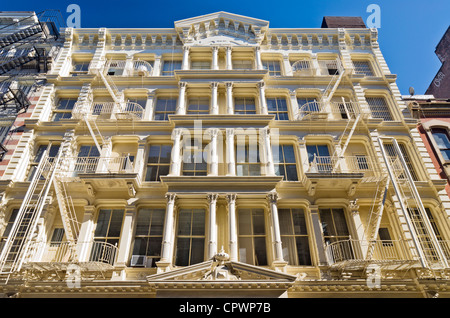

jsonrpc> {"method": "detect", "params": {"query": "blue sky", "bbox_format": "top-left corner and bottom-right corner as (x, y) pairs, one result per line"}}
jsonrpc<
(2, 0), (449, 95)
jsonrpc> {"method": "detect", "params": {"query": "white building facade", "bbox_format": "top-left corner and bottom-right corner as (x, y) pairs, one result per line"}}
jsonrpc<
(0, 11), (449, 298)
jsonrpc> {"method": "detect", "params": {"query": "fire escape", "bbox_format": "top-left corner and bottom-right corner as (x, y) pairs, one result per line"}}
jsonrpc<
(0, 10), (62, 161)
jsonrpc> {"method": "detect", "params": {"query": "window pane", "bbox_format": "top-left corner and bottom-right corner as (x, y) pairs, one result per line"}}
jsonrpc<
(238, 209), (252, 235)
(332, 209), (349, 236)
(132, 237), (147, 255)
(254, 237), (267, 266)
(252, 210), (265, 235)
(279, 209), (293, 235)
(94, 210), (111, 237)
(150, 209), (165, 236)
(190, 237), (205, 264)
(319, 209), (334, 237)
(433, 131), (450, 149)
(177, 210), (192, 235)
(135, 209), (151, 236)
(175, 237), (190, 266)
(282, 236), (296, 265)
(292, 209), (307, 235)
(238, 237), (253, 264)
(296, 236), (311, 265)
(191, 209), (205, 236)
(285, 165), (298, 181)
(108, 210), (124, 237)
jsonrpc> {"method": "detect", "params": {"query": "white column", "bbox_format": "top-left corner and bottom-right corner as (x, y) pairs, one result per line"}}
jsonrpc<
(143, 90), (156, 120)
(258, 81), (268, 114)
(267, 192), (284, 263)
(225, 46), (232, 70)
(176, 82), (187, 115)
(160, 193), (177, 263)
(255, 46), (263, 70)
(76, 205), (96, 262)
(169, 128), (183, 176)
(212, 46), (219, 70)
(115, 205), (135, 267)
(182, 46), (190, 70)
(226, 128), (236, 176)
(282, 54), (292, 76)
(289, 90), (299, 120)
(207, 193), (219, 259)
(225, 82), (234, 115)
(210, 82), (219, 115)
(134, 139), (146, 177)
(208, 128), (219, 176)
(310, 205), (328, 265)
(261, 127), (275, 176)
(226, 193), (238, 261)
(153, 55), (162, 76)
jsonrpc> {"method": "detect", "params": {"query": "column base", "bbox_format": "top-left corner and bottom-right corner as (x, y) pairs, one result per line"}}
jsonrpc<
(272, 260), (288, 273)
(155, 260), (173, 273)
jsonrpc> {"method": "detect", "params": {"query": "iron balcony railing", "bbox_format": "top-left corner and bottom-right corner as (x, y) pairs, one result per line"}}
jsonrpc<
(102, 59), (153, 77)
(24, 241), (118, 266)
(70, 156), (134, 175)
(73, 101), (144, 120)
(325, 239), (416, 265)
(308, 154), (377, 176)
(291, 59), (314, 76)
(296, 101), (359, 120)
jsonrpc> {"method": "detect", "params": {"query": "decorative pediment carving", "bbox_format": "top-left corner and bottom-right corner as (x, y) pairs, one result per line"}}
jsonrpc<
(174, 11), (269, 45)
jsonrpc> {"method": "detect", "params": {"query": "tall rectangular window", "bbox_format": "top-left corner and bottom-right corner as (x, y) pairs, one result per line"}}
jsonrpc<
(432, 129), (450, 161)
(175, 209), (205, 266)
(234, 97), (256, 114)
(91, 209), (124, 264)
(366, 97), (393, 121)
(28, 144), (60, 181)
(319, 208), (350, 245)
(273, 144), (298, 181)
(0, 209), (19, 252)
(182, 139), (207, 176)
(53, 98), (76, 121)
(352, 61), (374, 76)
(262, 60), (281, 76)
(279, 208), (311, 265)
(74, 145), (100, 174)
(161, 60), (182, 76)
(191, 61), (211, 70)
(233, 59), (253, 70)
(187, 97), (209, 115)
(154, 98), (177, 121)
(145, 144), (172, 181)
(267, 97), (289, 120)
(306, 144), (331, 172)
(384, 143), (419, 181)
(236, 141), (261, 176)
(238, 209), (267, 266)
(132, 208), (165, 267)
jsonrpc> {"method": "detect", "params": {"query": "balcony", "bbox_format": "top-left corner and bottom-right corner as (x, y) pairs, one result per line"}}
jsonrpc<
(73, 101), (144, 121)
(68, 156), (139, 196)
(325, 239), (419, 270)
(291, 60), (314, 76)
(23, 240), (118, 271)
(104, 59), (154, 77)
(296, 101), (360, 121)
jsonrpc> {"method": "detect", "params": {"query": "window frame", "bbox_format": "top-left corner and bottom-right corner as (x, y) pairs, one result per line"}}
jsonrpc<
(52, 97), (77, 121)
(131, 207), (166, 267)
(273, 144), (298, 181)
(278, 208), (312, 266)
(266, 97), (289, 120)
(154, 97), (177, 121)
(145, 144), (172, 182)
(174, 208), (206, 266)
(237, 208), (268, 266)
(366, 96), (394, 121)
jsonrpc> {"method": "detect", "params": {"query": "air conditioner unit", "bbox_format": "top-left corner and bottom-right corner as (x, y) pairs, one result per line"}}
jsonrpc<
(130, 255), (153, 267)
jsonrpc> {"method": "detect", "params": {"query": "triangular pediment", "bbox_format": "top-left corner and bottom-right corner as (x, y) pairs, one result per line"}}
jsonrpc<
(174, 11), (269, 45)
(147, 260), (296, 283)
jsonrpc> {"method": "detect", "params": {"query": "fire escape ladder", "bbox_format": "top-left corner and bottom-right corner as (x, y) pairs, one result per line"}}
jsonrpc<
(53, 176), (80, 244)
(378, 137), (449, 269)
(0, 145), (63, 280)
(364, 176), (390, 261)
(0, 22), (45, 50)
